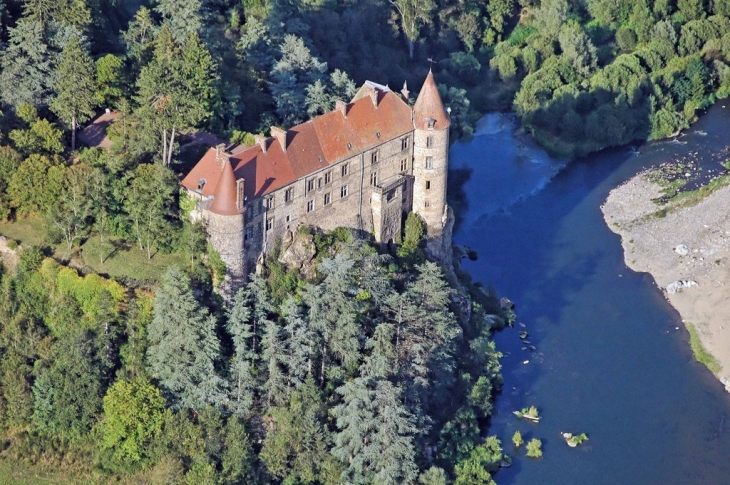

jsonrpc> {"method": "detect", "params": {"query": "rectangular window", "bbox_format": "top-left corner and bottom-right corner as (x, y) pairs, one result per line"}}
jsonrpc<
(370, 171), (378, 186)
(318, 177), (322, 189)
(324, 192), (331, 205)
(266, 217), (274, 231)
(245, 227), (252, 240)
(401, 137), (409, 150)
(400, 159), (408, 172)
(307, 179), (315, 193)
(266, 197), (273, 210)
(425, 200), (431, 208)
(325, 171), (332, 184)
(371, 151), (378, 164)
(307, 200), (314, 212)
(426, 180), (431, 190)
(285, 187), (294, 203)
(341, 163), (349, 177)
(341, 185), (348, 198)
(426, 136), (433, 148)
(426, 156), (433, 169)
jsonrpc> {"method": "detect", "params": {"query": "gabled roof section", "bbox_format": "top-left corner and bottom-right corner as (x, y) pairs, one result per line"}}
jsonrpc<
(413, 70), (450, 131)
(181, 81), (415, 213)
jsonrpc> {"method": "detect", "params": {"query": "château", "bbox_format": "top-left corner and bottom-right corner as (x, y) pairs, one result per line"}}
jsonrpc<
(181, 71), (452, 292)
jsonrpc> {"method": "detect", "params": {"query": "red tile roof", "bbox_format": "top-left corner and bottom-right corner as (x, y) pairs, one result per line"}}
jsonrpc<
(182, 75), (446, 215)
(413, 70), (451, 131)
(207, 156), (242, 215)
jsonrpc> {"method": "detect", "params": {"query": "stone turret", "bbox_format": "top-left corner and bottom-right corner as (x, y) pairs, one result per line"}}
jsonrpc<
(412, 70), (450, 239)
(206, 158), (245, 297)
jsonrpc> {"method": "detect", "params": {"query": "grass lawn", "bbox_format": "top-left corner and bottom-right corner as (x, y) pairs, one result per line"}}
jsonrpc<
(0, 217), (187, 284)
(79, 237), (187, 284)
(0, 460), (93, 485)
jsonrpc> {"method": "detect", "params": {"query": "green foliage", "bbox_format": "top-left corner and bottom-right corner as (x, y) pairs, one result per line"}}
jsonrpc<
(687, 322), (722, 373)
(206, 243), (226, 287)
(397, 212), (425, 263)
(101, 377), (166, 464)
(512, 430), (524, 447)
(50, 35), (96, 151)
(526, 438), (543, 458)
(146, 268), (227, 411)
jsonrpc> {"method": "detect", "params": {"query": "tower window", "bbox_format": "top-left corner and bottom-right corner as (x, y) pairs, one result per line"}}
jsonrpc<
(266, 197), (273, 210)
(341, 185), (349, 198)
(427, 118), (435, 130)
(341, 163), (349, 177)
(426, 136), (433, 148)
(426, 157), (433, 169)
(426, 180), (431, 190)
(371, 151), (378, 164)
(401, 137), (409, 150)
(266, 217), (274, 231)
(425, 200), (431, 208)
(245, 227), (253, 240)
(370, 171), (378, 186)
(401, 159), (408, 172)
(324, 192), (331, 205)
(307, 200), (314, 212)
(285, 187), (294, 203)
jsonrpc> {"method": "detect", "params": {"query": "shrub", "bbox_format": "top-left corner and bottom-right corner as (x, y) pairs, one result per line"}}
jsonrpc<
(526, 438), (543, 458)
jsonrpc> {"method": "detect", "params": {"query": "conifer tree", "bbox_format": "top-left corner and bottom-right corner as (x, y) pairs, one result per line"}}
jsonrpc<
(0, 18), (54, 109)
(332, 376), (418, 485)
(226, 287), (256, 417)
(50, 35), (96, 151)
(281, 297), (317, 389)
(146, 268), (227, 411)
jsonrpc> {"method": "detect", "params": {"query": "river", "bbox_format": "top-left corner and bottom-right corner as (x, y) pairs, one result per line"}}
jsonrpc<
(451, 105), (730, 484)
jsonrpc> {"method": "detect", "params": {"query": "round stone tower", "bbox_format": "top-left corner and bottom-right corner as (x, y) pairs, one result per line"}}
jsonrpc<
(206, 158), (246, 296)
(412, 70), (451, 237)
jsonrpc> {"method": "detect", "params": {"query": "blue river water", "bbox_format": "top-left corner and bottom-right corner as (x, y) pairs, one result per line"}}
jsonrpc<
(451, 105), (730, 485)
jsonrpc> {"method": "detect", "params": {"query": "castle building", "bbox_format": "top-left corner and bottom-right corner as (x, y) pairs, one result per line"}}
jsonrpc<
(181, 71), (451, 291)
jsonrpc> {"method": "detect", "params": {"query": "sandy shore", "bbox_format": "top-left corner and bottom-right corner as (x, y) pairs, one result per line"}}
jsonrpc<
(602, 172), (730, 389)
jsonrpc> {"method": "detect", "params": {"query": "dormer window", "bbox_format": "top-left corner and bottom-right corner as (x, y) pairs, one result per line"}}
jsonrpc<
(197, 178), (207, 192)
(426, 118), (436, 130)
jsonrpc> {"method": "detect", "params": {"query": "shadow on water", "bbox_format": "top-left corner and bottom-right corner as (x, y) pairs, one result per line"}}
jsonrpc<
(453, 106), (730, 485)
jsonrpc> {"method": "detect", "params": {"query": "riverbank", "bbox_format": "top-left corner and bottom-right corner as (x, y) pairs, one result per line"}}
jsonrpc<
(602, 171), (730, 387)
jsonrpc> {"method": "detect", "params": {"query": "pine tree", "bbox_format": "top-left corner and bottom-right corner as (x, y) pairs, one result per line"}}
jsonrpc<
(261, 314), (287, 406)
(281, 297), (317, 390)
(304, 254), (361, 385)
(226, 287), (256, 417)
(146, 268), (227, 411)
(50, 35), (96, 151)
(0, 18), (55, 109)
(332, 376), (418, 485)
(155, 0), (203, 44)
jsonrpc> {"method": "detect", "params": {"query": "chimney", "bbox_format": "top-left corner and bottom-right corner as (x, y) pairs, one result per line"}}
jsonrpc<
(236, 178), (245, 211)
(335, 99), (347, 118)
(254, 134), (267, 153)
(366, 86), (378, 108)
(270, 126), (287, 152)
(215, 143), (229, 164)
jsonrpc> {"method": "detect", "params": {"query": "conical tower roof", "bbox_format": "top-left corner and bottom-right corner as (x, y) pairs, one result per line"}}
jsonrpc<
(413, 70), (450, 130)
(209, 158), (242, 215)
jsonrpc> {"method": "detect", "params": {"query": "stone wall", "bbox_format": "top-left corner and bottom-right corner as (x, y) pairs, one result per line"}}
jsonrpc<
(254, 131), (415, 255)
(206, 211), (245, 297)
(412, 126), (449, 237)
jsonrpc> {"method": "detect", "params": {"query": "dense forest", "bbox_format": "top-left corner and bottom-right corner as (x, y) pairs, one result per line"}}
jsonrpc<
(0, 228), (508, 484)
